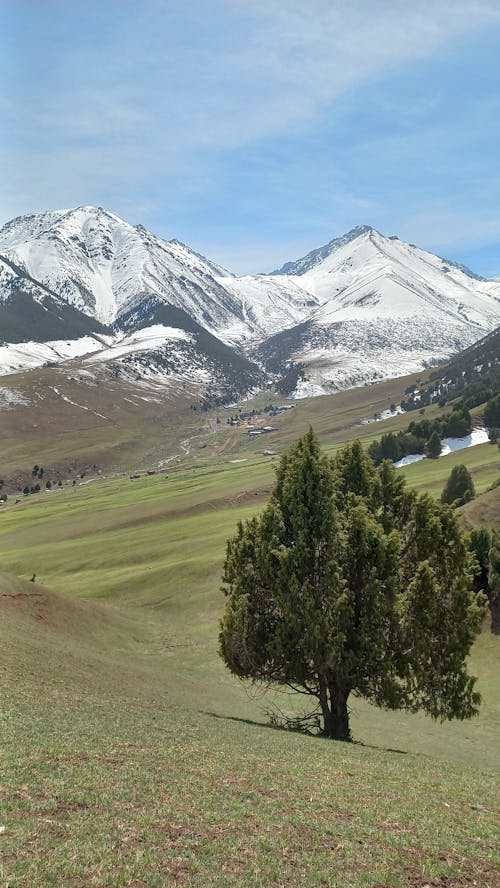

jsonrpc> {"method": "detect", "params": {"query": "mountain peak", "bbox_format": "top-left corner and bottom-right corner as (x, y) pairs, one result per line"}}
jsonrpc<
(61, 205), (135, 227)
(345, 224), (373, 237)
(270, 224), (376, 276)
(0, 205), (132, 243)
(0, 204), (246, 331)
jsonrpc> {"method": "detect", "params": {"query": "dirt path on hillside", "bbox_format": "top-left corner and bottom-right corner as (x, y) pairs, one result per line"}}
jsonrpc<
(214, 431), (239, 455)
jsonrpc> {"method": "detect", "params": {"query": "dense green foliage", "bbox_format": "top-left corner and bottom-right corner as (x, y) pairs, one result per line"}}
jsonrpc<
(484, 391), (500, 428)
(219, 431), (486, 740)
(368, 403), (471, 466)
(469, 528), (491, 595)
(441, 464), (475, 507)
(469, 528), (500, 633)
(489, 530), (500, 633)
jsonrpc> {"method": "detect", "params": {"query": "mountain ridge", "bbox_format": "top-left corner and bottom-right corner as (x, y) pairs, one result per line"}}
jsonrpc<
(1, 206), (499, 399)
(269, 224), (373, 276)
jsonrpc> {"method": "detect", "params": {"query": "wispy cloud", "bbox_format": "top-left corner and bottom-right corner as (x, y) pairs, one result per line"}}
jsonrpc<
(1, 0), (499, 273)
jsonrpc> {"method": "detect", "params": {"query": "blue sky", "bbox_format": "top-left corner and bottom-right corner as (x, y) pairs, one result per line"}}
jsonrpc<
(1, 0), (499, 275)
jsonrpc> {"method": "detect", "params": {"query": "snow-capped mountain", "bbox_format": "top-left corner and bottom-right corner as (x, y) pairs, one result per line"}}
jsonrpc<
(0, 206), (267, 398)
(214, 272), (320, 339)
(0, 206), (246, 334)
(1, 207), (499, 399)
(256, 226), (500, 395)
(271, 225), (374, 276)
(275, 226), (499, 315)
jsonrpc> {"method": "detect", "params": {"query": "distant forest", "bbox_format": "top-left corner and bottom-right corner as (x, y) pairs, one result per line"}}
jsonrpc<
(368, 403), (472, 465)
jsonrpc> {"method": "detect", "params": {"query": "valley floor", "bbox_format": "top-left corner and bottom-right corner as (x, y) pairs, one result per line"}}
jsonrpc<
(0, 378), (499, 887)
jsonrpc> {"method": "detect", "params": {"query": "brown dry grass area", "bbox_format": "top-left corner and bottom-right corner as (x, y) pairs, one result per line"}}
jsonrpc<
(0, 359), (429, 487)
(0, 363), (198, 483)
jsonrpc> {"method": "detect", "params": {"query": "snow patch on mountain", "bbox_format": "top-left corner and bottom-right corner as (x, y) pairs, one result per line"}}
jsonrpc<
(393, 427), (490, 467)
(291, 339), (449, 398)
(215, 273), (320, 339)
(0, 387), (33, 409)
(0, 336), (108, 376)
(0, 254), (58, 307)
(83, 325), (191, 365)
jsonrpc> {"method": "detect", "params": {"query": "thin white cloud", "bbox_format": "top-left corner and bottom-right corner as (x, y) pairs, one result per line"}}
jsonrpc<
(3, 2), (499, 179)
(1, 0), (500, 269)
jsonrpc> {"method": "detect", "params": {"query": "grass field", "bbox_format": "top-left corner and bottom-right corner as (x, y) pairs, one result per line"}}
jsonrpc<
(1, 419), (499, 887)
(401, 442), (500, 497)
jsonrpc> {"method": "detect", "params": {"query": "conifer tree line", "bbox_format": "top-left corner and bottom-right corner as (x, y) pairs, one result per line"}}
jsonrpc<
(219, 430), (486, 741)
(368, 402), (472, 466)
(484, 391), (500, 428)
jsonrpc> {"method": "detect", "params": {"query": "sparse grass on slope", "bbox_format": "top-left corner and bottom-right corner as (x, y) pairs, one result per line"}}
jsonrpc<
(2, 688), (499, 888)
(1, 571), (499, 888)
(460, 483), (500, 530)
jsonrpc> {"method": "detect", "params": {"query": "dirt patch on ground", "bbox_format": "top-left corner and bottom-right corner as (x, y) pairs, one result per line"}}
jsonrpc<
(1, 590), (49, 620)
(229, 487), (271, 507)
(214, 431), (239, 455)
(372, 857), (500, 888)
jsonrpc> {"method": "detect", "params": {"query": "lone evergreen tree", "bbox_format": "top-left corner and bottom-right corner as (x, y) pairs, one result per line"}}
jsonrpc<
(441, 464), (475, 506)
(219, 431), (486, 740)
(426, 430), (442, 458)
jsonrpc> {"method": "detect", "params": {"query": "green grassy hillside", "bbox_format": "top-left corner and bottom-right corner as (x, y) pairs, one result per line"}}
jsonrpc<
(1, 442), (499, 886)
(400, 442), (500, 497)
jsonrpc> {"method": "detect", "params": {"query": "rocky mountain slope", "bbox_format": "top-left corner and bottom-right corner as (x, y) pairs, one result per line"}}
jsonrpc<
(1, 206), (499, 399)
(400, 324), (500, 412)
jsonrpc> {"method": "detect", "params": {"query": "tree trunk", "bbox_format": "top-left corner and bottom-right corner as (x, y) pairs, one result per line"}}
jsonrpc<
(318, 679), (351, 740)
(325, 685), (351, 741)
(319, 679), (335, 738)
